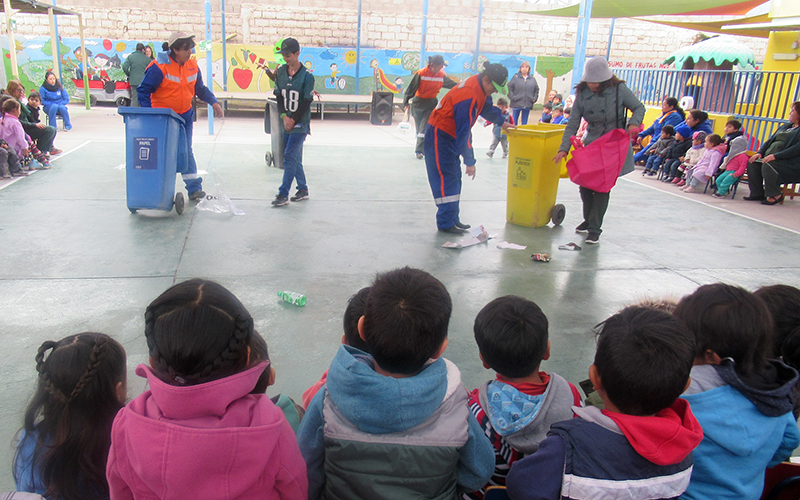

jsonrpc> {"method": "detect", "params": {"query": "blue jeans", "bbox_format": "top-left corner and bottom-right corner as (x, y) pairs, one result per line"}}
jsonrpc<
(279, 131), (307, 197)
(512, 108), (530, 126)
(663, 158), (681, 179)
(634, 142), (653, 163)
(644, 154), (664, 173)
(44, 104), (72, 129)
(180, 114), (202, 195)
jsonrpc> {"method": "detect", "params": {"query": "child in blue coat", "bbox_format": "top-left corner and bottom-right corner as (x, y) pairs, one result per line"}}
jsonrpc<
(39, 72), (72, 131)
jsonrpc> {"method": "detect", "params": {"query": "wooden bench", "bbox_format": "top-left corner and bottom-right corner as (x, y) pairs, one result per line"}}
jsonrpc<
(213, 91), (379, 121)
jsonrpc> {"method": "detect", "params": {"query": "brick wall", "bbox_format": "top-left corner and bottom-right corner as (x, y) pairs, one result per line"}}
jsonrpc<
(13, 1), (768, 63)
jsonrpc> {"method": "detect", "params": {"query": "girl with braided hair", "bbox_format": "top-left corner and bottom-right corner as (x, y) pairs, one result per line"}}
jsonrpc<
(106, 279), (307, 500)
(14, 332), (127, 500)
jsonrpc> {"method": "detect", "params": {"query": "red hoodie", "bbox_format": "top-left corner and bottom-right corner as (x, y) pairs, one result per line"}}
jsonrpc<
(602, 399), (704, 466)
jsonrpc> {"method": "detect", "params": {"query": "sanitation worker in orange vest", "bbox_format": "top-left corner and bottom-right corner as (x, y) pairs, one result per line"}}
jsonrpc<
(403, 55), (457, 160)
(425, 62), (514, 233)
(137, 31), (223, 201)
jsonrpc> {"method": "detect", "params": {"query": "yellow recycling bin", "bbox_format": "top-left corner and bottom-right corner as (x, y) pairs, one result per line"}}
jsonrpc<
(505, 124), (567, 227)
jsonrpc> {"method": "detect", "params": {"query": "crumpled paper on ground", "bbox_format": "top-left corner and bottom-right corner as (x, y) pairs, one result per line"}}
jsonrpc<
(443, 226), (493, 249)
(497, 241), (527, 250)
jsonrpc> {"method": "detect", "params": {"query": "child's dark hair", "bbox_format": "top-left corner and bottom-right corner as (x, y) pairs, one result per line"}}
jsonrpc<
(362, 267), (451, 374)
(144, 278), (254, 386)
(673, 283), (772, 376)
(16, 333), (126, 500)
(474, 295), (549, 379)
(249, 330), (271, 394)
(754, 284), (800, 364)
(496, 97), (509, 107)
(553, 93), (563, 102)
(2, 98), (20, 114)
(726, 119), (742, 131)
(552, 105), (563, 113)
(343, 287), (370, 352)
(28, 91), (41, 101)
(662, 125), (675, 136)
(542, 103), (552, 111)
(563, 107), (571, 114)
(706, 134), (723, 146)
(161, 42), (170, 52)
(594, 306), (695, 416)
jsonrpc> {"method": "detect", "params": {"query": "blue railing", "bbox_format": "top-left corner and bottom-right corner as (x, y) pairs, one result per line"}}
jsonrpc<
(614, 68), (799, 149)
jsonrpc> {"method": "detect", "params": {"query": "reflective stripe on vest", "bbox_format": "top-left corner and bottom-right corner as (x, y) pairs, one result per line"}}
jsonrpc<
(415, 67), (447, 99)
(150, 58), (199, 115)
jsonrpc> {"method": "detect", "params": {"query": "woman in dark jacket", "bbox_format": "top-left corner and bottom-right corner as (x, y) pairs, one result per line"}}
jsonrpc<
(745, 101), (800, 205)
(507, 61), (539, 126)
(554, 58), (645, 245)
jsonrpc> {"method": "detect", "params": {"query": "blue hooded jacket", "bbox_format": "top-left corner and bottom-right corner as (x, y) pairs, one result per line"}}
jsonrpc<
(681, 360), (800, 500)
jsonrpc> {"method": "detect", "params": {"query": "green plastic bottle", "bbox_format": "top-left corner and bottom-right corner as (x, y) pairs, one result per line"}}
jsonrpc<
(278, 291), (307, 306)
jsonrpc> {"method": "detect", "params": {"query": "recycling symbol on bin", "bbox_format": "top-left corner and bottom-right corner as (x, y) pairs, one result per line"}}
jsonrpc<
(516, 167), (527, 181)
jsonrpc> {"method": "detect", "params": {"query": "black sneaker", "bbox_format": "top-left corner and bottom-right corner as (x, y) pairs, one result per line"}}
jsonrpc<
(416, 152), (424, 160)
(271, 194), (289, 207)
(438, 225), (466, 234)
(189, 190), (206, 201)
(454, 221), (471, 230)
(290, 189), (309, 202)
(585, 232), (600, 244)
(575, 221), (589, 233)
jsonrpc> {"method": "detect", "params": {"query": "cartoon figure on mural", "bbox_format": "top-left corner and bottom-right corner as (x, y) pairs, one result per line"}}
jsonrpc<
(325, 62), (346, 90)
(370, 58), (400, 93)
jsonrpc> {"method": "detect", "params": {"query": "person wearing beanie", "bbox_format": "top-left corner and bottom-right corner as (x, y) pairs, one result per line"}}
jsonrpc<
(553, 57), (645, 244)
(137, 31), (223, 202)
(403, 55), (458, 160)
(425, 61), (515, 234)
(660, 123), (694, 183)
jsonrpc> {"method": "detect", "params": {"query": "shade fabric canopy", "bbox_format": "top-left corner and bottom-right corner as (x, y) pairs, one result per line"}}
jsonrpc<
(0, 0), (79, 16)
(663, 35), (757, 68)
(636, 13), (773, 38)
(521, 0), (766, 19)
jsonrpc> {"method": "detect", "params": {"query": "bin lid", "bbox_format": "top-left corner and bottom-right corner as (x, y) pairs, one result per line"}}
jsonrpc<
(506, 124), (565, 138)
(118, 107), (185, 124)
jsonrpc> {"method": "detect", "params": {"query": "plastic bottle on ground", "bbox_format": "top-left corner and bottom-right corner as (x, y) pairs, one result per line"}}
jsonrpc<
(278, 291), (307, 306)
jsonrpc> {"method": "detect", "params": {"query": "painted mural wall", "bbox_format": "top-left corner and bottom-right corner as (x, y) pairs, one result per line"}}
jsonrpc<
(2, 36), (577, 100)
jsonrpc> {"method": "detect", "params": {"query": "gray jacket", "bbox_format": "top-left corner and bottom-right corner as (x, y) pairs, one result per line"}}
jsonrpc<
(560, 83), (645, 176)
(507, 73), (539, 109)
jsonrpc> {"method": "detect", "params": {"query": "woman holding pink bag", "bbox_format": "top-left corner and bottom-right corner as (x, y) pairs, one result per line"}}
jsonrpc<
(554, 58), (644, 244)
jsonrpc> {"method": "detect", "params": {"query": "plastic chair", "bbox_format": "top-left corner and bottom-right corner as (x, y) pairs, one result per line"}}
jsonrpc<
(761, 462), (800, 500)
(484, 486), (511, 500)
(45, 111), (64, 130)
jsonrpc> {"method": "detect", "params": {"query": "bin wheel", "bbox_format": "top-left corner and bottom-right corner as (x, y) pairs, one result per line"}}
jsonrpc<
(129, 208), (137, 214)
(265, 151), (273, 167)
(89, 95), (98, 107)
(551, 204), (566, 226)
(116, 97), (130, 107)
(174, 192), (185, 215)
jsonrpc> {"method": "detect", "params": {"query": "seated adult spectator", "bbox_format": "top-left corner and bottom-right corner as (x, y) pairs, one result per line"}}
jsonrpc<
(634, 97), (685, 163)
(678, 109), (713, 137)
(4, 81), (61, 156)
(39, 72), (73, 131)
(745, 101), (800, 205)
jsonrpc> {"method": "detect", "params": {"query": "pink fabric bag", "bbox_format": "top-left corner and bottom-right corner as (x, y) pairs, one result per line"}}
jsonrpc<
(566, 128), (630, 193)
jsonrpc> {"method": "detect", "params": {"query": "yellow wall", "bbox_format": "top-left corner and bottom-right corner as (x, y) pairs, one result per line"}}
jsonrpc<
(759, 31), (800, 120)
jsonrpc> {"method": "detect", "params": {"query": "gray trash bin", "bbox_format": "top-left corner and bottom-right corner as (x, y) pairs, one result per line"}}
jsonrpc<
(264, 98), (285, 170)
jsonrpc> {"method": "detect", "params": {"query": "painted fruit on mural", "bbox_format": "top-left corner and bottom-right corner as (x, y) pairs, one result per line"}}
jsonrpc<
(233, 68), (253, 89)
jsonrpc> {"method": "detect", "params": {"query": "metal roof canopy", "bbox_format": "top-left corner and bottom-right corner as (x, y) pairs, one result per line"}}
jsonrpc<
(2, 0), (90, 108)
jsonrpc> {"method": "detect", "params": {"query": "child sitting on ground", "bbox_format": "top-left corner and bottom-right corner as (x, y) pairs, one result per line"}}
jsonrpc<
(539, 103), (552, 124)
(550, 105), (566, 125)
(642, 124), (676, 176)
(107, 279), (307, 500)
(712, 130), (748, 198)
(297, 267), (494, 500)
(14, 333), (127, 500)
(661, 123), (693, 183)
(506, 306), (702, 500)
(466, 296), (581, 498)
(487, 97), (513, 158)
(754, 284), (800, 418)
(675, 131), (707, 186)
(675, 283), (800, 500)
(301, 286), (371, 409)
(682, 133), (725, 193)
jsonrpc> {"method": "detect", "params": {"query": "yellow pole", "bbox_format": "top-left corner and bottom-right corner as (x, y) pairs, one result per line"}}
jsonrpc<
(48, 8), (59, 79)
(3, 0), (19, 78)
(78, 13), (89, 109)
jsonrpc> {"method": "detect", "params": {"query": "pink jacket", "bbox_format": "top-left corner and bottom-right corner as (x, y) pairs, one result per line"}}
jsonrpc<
(0, 114), (28, 157)
(692, 144), (727, 181)
(724, 152), (749, 177)
(107, 363), (307, 500)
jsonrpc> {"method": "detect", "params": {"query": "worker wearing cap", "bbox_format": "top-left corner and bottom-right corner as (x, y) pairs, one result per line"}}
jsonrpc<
(138, 31), (223, 201)
(425, 62), (514, 234)
(403, 55), (457, 160)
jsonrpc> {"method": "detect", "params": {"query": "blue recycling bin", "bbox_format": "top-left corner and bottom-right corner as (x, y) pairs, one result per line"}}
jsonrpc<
(119, 107), (188, 214)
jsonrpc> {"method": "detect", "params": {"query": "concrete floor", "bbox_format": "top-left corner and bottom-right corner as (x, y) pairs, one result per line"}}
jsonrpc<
(2, 104), (800, 489)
